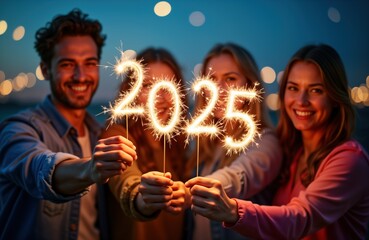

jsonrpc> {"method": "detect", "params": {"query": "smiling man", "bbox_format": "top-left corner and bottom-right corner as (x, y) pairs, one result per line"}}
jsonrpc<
(0, 9), (137, 240)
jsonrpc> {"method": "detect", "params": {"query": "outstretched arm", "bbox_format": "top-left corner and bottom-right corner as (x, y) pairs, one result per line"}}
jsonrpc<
(53, 135), (137, 195)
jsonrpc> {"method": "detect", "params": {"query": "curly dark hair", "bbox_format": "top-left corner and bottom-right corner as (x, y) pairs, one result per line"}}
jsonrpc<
(34, 8), (106, 67)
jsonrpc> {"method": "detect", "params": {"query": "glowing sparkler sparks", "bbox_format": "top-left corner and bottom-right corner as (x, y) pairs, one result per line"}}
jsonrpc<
(186, 77), (220, 137)
(223, 86), (260, 155)
(146, 78), (185, 173)
(104, 50), (145, 125)
(186, 76), (220, 176)
(147, 78), (184, 140)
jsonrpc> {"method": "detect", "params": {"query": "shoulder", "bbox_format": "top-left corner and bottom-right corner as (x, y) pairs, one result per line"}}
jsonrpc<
(0, 105), (48, 131)
(329, 140), (369, 161)
(319, 139), (369, 175)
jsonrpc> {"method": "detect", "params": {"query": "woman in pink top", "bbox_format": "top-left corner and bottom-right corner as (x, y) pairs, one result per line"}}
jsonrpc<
(185, 44), (369, 239)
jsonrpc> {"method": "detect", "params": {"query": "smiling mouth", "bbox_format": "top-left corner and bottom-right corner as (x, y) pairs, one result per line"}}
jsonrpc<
(71, 85), (88, 92)
(295, 110), (313, 117)
(67, 83), (91, 93)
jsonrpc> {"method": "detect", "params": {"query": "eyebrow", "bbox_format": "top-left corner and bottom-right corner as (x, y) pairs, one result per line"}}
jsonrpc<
(223, 71), (242, 76)
(57, 57), (99, 63)
(286, 80), (324, 87)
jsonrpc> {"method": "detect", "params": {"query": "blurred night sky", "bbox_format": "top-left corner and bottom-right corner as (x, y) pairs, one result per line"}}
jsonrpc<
(1, 0), (369, 107)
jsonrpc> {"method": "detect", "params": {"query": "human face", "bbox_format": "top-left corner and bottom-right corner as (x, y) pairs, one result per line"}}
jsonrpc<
(42, 36), (99, 110)
(205, 53), (248, 119)
(138, 62), (176, 123)
(284, 61), (334, 139)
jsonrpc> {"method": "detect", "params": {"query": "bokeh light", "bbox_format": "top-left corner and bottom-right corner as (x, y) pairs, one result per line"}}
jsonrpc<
(0, 80), (12, 96)
(277, 71), (284, 84)
(266, 93), (279, 111)
(13, 26), (25, 41)
(193, 63), (202, 77)
(123, 49), (137, 59)
(328, 7), (341, 23)
(13, 73), (27, 91)
(0, 20), (7, 35)
(35, 65), (45, 80)
(189, 11), (205, 27)
(260, 66), (276, 84)
(26, 73), (37, 88)
(154, 1), (171, 17)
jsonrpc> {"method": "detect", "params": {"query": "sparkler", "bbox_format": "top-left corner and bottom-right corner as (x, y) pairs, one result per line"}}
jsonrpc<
(146, 78), (184, 173)
(186, 76), (220, 176)
(223, 87), (260, 155)
(101, 49), (260, 174)
(103, 50), (145, 138)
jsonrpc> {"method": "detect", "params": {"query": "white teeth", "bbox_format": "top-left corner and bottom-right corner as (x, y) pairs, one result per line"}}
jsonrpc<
(71, 85), (87, 92)
(295, 110), (312, 116)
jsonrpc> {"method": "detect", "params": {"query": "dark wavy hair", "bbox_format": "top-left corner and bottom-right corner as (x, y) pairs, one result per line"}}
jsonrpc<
(34, 8), (106, 67)
(277, 44), (355, 186)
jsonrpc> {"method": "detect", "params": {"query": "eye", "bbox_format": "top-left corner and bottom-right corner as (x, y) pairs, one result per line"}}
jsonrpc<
(225, 76), (237, 82)
(59, 61), (75, 70)
(85, 60), (98, 68)
(286, 85), (298, 91)
(311, 88), (324, 94)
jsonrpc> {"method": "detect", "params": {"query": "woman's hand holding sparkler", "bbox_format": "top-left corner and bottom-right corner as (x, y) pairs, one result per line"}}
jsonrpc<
(185, 177), (239, 224)
(137, 171), (189, 216)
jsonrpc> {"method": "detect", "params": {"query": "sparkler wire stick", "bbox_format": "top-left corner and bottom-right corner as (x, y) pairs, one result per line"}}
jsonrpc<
(147, 79), (183, 173)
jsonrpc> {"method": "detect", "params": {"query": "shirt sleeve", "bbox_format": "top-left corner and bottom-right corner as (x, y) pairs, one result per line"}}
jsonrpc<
(103, 123), (159, 221)
(207, 129), (283, 198)
(0, 119), (88, 203)
(224, 142), (369, 239)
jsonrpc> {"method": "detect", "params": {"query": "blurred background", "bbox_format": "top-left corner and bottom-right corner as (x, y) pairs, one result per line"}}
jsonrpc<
(1, 0), (369, 149)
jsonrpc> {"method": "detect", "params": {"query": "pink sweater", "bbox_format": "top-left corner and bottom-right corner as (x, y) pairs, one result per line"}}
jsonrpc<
(225, 140), (369, 239)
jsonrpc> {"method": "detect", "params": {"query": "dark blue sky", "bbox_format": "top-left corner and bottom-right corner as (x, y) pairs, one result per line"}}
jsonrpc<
(1, 0), (369, 105)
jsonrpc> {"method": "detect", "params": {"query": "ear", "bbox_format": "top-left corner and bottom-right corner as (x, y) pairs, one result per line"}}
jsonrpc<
(40, 62), (50, 80)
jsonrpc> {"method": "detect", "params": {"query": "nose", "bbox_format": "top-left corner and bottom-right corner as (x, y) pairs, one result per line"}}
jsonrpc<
(216, 80), (228, 97)
(217, 79), (227, 90)
(73, 65), (87, 81)
(297, 91), (309, 106)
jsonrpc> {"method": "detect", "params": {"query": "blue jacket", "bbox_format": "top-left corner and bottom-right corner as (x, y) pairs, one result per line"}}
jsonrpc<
(0, 96), (109, 240)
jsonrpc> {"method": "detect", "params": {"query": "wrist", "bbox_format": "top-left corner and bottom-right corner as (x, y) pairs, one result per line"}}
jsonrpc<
(135, 192), (160, 217)
(225, 198), (239, 225)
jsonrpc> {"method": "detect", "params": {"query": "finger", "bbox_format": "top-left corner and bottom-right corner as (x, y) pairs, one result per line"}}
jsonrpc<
(140, 193), (172, 204)
(166, 205), (183, 215)
(94, 150), (136, 166)
(98, 135), (136, 148)
(163, 171), (172, 179)
(141, 173), (173, 186)
(191, 204), (211, 218)
(95, 142), (137, 160)
(191, 195), (217, 209)
(139, 184), (173, 195)
(169, 198), (185, 207)
(185, 177), (217, 188)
